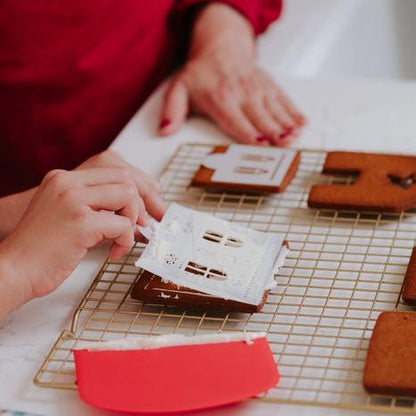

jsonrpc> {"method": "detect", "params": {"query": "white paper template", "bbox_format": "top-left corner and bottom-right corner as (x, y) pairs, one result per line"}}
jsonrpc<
(202, 145), (297, 187)
(136, 203), (288, 305)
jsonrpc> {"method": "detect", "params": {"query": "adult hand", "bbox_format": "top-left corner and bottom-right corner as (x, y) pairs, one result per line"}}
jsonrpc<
(159, 3), (306, 146)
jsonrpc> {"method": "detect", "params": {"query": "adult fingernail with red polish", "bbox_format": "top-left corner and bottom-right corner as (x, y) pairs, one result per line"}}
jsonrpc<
(285, 126), (294, 135)
(256, 136), (270, 143)
(159, 118), (171, 129)
(279, 127), (292, 139)
(296, 114), (307, 125)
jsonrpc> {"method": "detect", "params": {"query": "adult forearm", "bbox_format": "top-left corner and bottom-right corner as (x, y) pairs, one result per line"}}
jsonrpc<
(190, 3), (255, 59)
(0, 188), (36, 240)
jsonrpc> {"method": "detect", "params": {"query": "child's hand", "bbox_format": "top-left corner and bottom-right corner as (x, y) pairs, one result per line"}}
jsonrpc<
(0, 167), (159, 317)
(76, 150), (165, 221)
(0, 150), (165, 241)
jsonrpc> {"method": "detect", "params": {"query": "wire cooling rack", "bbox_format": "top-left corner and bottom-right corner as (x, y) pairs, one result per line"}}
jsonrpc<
(34, 144), (416, 413)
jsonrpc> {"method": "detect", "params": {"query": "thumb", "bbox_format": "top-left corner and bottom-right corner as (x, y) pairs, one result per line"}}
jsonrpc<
(159, 79), (189, 136)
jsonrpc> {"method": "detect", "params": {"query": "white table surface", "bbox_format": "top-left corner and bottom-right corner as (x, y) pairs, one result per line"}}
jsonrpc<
(2, 76), (416, 416)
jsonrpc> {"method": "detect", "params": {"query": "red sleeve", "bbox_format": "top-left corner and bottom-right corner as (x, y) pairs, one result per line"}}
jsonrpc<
(175, 0), (283, 35)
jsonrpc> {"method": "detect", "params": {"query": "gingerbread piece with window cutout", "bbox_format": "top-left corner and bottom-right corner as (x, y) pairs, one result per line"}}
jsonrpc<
(308, 151), (416, 212)
(133, 203), (289, 313)
(131, 239), (287, 313)
(191, 144), (300, 193)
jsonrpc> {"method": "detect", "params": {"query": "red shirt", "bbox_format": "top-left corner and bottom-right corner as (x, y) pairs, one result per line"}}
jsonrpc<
(0, 0), (282, 196)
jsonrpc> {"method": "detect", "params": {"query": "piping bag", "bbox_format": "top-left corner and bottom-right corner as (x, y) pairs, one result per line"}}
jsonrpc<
(74, 332), (279, 414)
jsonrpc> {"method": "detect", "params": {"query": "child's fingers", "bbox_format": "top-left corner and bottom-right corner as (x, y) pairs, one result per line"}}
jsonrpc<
(80, 161), (165, 216)
(87, 211), (135, 260)
(83, 149), (164, 194)
(76, 165), (164, 215)
(77, 184), (141, 226)
(141, 191), (166, 222)
(134, 180), (166, 221)
(143, 195), (165, 222)
(127, 163), (163, 195)
(135, 197), (149, 227)
(43, 167), (137, 191)
(44, 168), (161, 224)
(109, 243), (131, 261)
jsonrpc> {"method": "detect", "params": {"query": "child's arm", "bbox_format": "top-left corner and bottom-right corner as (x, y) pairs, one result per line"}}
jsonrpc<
(0, 188), (36, 240)
(0, 252), (29, 318)
(0, 166), (165, 320)
(0, 150), (165, 241)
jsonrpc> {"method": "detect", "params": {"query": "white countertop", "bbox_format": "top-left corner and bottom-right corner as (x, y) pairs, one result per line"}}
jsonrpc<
(2, 76), (416, 416)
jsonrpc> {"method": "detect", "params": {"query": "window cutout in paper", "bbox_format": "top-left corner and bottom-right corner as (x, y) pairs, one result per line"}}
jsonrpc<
(202, 230), (244, 248)
(207, 269), (227, 281)
(202, 230), (223, 243)
(241, 153), (276, 162)
(185, 262), (207, 276)
(225, 237), (244, 248)
(185, 261), (228, 281)
(234, 166), (269, 175)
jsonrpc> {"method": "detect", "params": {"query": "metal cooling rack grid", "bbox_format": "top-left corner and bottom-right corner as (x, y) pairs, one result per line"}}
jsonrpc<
(34, 144), (416, 413)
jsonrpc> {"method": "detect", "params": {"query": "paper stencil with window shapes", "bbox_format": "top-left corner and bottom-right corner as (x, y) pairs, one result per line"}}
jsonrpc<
(191, 144), (300, 193)
(134, 203), (288, 309)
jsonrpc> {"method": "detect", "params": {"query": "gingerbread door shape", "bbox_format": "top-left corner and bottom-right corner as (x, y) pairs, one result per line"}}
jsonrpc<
(308, 151), (416, 212)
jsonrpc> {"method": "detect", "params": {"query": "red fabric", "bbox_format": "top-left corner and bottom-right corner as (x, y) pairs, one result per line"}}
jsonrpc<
(0, 0), (282, 196)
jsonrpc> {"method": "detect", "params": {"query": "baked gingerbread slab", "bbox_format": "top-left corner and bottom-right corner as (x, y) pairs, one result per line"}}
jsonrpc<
(130, 271), (268, 313)
(363, 311), (416, 396)
(191, 145), (300, 193)
(308, 151), (416, 212)
(132, 238), (289, 314)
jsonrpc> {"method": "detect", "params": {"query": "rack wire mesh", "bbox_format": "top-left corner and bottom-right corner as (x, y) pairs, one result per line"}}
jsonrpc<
(34, 144), (416, 413)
